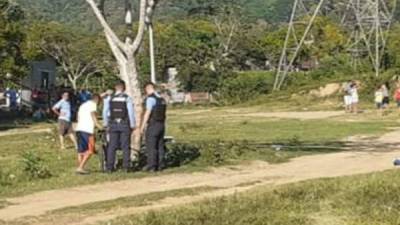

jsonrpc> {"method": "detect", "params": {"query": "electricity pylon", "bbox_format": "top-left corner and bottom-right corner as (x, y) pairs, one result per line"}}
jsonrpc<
(273, 0), (397, 91)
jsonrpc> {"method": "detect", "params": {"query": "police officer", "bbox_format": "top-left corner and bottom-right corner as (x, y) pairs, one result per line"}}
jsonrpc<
(103, 80), (136, 172)
(140, 82), (167, 172)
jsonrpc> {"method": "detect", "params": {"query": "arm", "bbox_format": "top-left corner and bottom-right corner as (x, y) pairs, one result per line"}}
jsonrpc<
(140, 97), (156, 133)
(102, 96), (110, 127)
(52, 101), (61, 117)
(140, 110), (151, 133)
(91, 112), (103, 130)
(126, 97), (136, 129)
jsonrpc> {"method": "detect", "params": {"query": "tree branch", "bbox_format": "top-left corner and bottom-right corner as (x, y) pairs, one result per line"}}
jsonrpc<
(86, 0), (127, 52)
(130, 0), (148, 53)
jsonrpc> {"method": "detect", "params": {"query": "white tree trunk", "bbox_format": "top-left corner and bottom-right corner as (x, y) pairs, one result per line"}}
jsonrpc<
(119, 56), (143, 153)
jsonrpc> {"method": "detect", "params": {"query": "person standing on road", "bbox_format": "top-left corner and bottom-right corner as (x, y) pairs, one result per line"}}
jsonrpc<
(75, 94), (102, 174)
(350, 82), (359, 114)
(140, 82), (167, 172)
(52, 92), (78, 150)
(343, 81), (353, 113)
(394, 83), (400, 113)
(382, 83), (390, 109)
(103, 81), (136, 172)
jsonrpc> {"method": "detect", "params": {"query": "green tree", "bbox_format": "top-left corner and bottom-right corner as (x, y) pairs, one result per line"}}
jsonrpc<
(0, 0), (26, 80)
(25, 22), (113, 90)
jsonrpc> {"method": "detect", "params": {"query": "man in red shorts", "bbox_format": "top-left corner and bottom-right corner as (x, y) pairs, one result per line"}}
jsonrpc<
(75, 94), (102, 174)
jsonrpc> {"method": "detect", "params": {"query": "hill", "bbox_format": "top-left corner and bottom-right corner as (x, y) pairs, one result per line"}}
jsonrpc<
(16, 0), (291, 28)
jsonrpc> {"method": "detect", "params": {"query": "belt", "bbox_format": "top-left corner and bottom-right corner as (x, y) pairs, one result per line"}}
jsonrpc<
(113, 118), (128, 123)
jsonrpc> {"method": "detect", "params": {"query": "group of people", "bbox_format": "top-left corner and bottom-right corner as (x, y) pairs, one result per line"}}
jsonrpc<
(343, 80), (400, 115)
(52, 80), (167, 174)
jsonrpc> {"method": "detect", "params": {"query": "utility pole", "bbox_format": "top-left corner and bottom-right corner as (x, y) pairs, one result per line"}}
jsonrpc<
(148, 23), (157, 84)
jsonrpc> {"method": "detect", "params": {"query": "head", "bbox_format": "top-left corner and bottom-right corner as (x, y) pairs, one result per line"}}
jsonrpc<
(91, 94), (101, 104)
(62, 92), (69, 100)
(144, 82), (156, 96)
(114, 80), (126, 93)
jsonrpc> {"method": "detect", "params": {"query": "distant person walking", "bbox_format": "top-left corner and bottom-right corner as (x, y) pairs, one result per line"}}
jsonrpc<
(375, 86), (384, 116)
(343, 81), (353, 113)
(52, 92), (78, 150)
(103, 81), (136, 172)
(394, 83), (400, 113)
(4, 88), (18, 111)
(141, 82), (168, 172)
(75, 94), (102, 174)
(381, 84), (390, 109)
(350, 82), (359, 114)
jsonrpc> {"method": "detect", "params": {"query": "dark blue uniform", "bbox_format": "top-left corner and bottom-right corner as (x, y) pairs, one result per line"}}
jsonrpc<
(103, 92), (136, 171)
(145, 93), (167, 171)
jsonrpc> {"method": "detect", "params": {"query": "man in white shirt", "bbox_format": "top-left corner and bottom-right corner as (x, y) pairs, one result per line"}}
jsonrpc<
(75, 94), (102, 174)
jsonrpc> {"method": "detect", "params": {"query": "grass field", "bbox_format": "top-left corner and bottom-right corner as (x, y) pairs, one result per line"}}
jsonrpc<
(0, 107), (397, 199)
(104, 169), (400, 225)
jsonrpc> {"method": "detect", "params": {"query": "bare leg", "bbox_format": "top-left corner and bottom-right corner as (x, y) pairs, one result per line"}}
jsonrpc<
(69, 134), (78, 150)
(59, 135), (65, 150)
(77, 152), (93, 171)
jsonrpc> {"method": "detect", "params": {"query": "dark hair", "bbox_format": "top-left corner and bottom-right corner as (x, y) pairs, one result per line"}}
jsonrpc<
(91, 94), (101, 101)
(144, 82), (155, 89)
(115, 80), (126, 88)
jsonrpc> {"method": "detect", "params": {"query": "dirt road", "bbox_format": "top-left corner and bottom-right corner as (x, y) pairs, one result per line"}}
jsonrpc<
(0, 148), (399, 223)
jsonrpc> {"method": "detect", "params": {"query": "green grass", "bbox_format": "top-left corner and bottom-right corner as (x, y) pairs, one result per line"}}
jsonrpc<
(0, 108), (396, 199)
(103, 169), (400, 225)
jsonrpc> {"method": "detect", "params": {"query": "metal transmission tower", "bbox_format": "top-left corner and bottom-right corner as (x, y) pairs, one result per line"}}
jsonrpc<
(343, 0), (397, 76)
(273, 0), (397, 91)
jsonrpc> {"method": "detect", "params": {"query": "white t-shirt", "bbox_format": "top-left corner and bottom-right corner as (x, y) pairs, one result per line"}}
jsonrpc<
(76, 101), (97, 134)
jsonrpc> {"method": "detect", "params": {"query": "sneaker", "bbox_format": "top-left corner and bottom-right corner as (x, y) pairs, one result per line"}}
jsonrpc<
(393, 159), (400, 166)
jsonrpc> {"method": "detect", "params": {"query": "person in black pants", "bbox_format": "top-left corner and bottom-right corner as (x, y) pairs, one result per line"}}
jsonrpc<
(103, 81), (136, 172)
(140, 82), (167, 172)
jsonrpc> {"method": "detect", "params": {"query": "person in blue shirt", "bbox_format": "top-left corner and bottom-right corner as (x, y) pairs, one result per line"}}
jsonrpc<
(103, 80), (136, 172)
(52, 92), (78, 150)
(4, 88), (18, 111)
(140, 82), (167, 172)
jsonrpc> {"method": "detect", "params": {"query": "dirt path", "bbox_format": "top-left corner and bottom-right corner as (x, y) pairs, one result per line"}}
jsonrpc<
(0, 128), (52, 137)
(231, 111), (345, 120)
(1, 147), (399, 223)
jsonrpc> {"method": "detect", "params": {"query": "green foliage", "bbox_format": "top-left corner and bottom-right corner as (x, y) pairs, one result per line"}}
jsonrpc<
(21, 151), (52, 180)
(0, 0), (27, 80)
(0, 167), (13, 186)
(219, 72), (273, 104)
(165, 143), (201, 168)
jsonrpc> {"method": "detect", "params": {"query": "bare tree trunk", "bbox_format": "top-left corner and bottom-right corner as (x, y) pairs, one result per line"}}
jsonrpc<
(86, 0), (157, 160)
(119, 57), (143, 153)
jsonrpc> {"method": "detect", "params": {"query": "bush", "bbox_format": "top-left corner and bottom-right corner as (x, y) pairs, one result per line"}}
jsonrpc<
(219, 72), (273, 104)
(0, 168), (12, 186)
(197, 140), (253, 165)
(165, 143), (201, 168)
(21, 151), (52, 180)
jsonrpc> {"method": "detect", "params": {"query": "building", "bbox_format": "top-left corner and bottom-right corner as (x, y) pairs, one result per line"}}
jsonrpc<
(20, 59), (57, 108)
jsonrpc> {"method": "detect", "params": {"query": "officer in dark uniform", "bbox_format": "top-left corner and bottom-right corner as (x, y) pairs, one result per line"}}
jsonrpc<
(140, 82), (167, 172)
(103, 80), (136, 172)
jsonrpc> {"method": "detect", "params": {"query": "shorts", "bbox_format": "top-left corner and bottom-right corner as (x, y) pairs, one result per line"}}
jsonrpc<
(383, 97), (390, 105)
(344, 95), (352, 106)
(376, 103), (383, 109)
(351, 96), (359, 104)
(58, 120), (73, 136)
(77, 132), (96, 154)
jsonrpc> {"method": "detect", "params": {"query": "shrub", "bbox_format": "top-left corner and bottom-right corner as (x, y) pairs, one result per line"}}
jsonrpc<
(0, 168), (12, 186)
(165, 143), (201, 168)
(219, 72), (273, 104)
(21, 151), (52, 180)
(197, 140), (253, 165)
